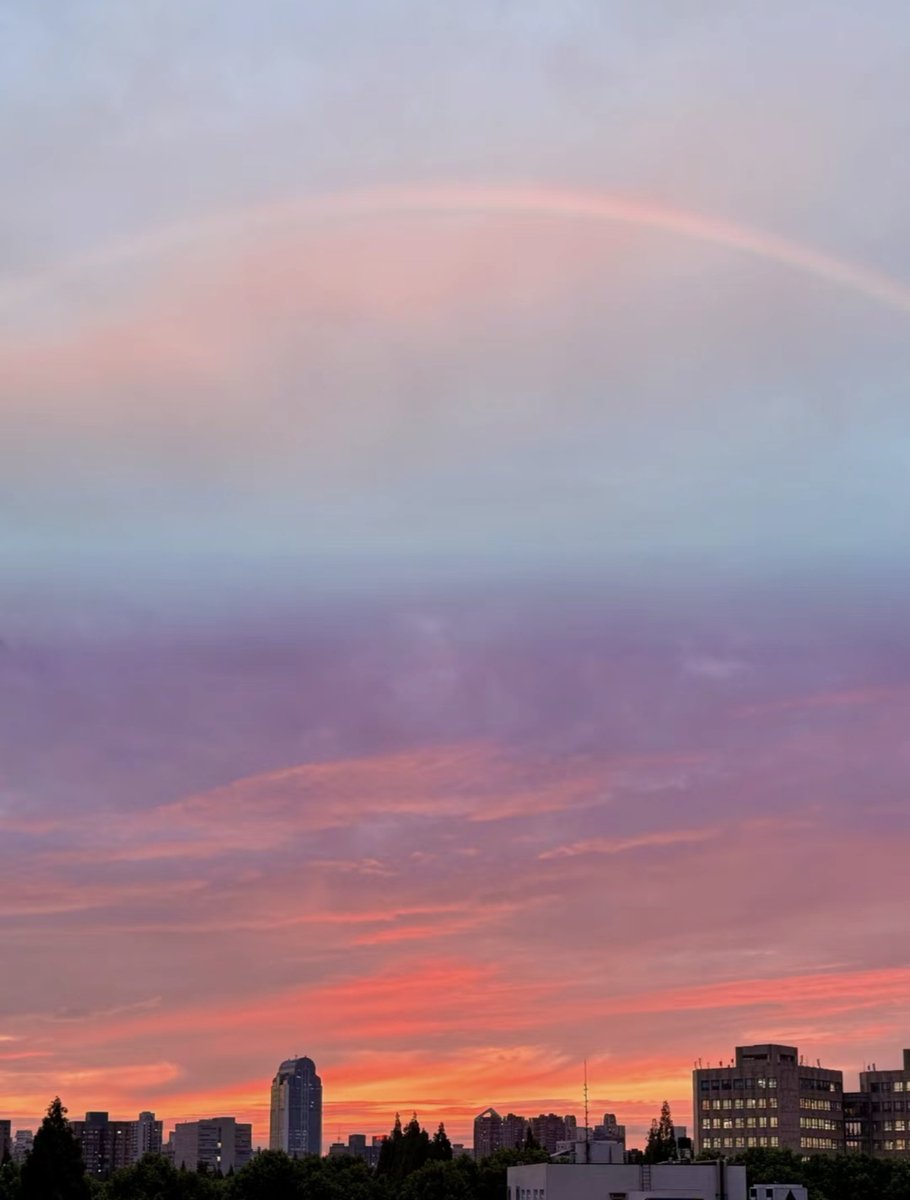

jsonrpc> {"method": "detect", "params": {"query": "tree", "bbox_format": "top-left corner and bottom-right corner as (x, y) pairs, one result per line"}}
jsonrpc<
(400, 1115), (431, 1180)
(399, 1160), (470, 1200)
(222, 1149), (302, 1200)
(474, 1146), (549, 1200)
(376, 1114), (430, 1184)
(521, 1128), (540, 1153)
(20, 1098), (90, 1200)
(643, 1100), (676, 1164)
(0, 1158), (21, 1200)
(427, 1124), (452, 1162)
(375, 1114), (403, 1179)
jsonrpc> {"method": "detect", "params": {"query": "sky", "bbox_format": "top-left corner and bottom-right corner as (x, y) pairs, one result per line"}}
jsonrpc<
(2, 0), (910, 1151)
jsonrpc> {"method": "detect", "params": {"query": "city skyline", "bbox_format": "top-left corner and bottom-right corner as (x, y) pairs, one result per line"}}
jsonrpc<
(3, 0), (910, 1162)
(4, 1039), (910, 1155)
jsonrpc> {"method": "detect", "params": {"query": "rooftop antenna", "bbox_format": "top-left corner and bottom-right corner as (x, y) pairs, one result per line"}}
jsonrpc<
(584, 1060), (590, 1139)
(583, 1060), (590, 1164)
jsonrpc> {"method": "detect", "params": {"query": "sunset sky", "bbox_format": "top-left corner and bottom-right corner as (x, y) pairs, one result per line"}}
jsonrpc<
(2, 2), (910, 1151)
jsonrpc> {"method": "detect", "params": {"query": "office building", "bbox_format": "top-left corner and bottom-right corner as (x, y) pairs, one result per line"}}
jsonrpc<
(844, 1047), (910, 1158)
(693, 1044), (844, 1155)
(171, 1117), (252, 1174)
(270, 1056), (322, 1157)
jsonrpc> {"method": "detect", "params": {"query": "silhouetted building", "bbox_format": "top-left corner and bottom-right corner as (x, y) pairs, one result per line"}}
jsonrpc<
(502, 1113), (528, 1150)
(473, 1108), (502, 1158)
(844, 1047), (910, 1159)
(70, 1110), (163, 1176)
(134, 1111), (163, 1160)
(0, 1121), (10, 1162)
(171, 1117), (251, 1174)
(11, 1131), (32, 1163)
(693, 1044), (844, 1155)
(270, 1055), (323, 1157)
(328, 1132), (379, 1165)
(529, 1113), (570, 1154)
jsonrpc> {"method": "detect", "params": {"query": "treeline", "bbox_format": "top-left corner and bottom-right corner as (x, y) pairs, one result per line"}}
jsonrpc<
(7, 1101), (910, 1200)
(709, 1147), (910, 1200)
(0, 1102), (548, 1200)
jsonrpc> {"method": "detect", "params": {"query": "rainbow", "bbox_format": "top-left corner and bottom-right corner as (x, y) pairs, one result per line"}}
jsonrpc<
(4, 183), (910, 316)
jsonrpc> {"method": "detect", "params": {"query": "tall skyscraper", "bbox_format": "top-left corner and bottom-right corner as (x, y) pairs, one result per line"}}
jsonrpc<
(270, 1056), (323, 1157)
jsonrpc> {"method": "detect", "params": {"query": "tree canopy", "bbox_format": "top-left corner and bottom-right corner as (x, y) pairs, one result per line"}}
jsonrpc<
(20, 1098), (91, 1200)
(643, 1100), (677, 1164)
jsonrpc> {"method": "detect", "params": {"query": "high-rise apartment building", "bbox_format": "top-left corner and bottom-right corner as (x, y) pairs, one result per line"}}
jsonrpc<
(529, 1113), (572, 1154)
(11, 1131), (33, 1164)
(475, 1108), (557, 1156)
(70, 1110), (163, 1176)
(693, 1044), (844, 1156)
(0, 1120), (10, 1162)
(171, 1117), (252, 1174)
(134, 1111), (163, 1160)
(502, 1113), (528, 1150)
(844, 1047), (910, 1158)
(269, 1056), (322, 1157)
(473, 1108), (502, 1158)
